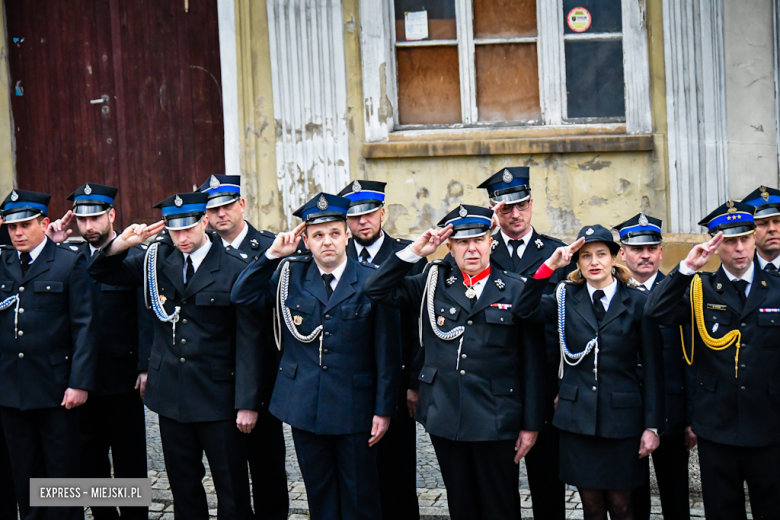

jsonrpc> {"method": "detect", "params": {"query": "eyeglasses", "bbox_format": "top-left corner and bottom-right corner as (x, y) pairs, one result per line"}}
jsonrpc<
(497, 200), (530, 214)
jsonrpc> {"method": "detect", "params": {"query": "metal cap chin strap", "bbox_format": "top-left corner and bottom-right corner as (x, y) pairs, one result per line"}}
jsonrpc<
(556, 283), (600, 380)
(144, 243), (181, 345)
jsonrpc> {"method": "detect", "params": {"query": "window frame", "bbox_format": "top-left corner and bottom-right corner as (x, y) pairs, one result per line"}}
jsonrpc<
(359, 0), (651, 141)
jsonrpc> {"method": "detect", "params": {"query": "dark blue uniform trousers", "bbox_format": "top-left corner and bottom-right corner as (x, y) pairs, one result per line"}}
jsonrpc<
(0, 413), (18, 520)
(79, 392), (148, 520)
(247, 405), (289, 520)
(1, 405), (83, 520)
(158, 415), (252, 520)
(377, 409), (419, 520)
(633, 433), (690, 520)
(291, 427), (381, 520)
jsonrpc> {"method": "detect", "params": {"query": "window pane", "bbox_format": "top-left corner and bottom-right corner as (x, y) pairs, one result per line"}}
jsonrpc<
(473, 0), (537, 39)
(476, 44), (541, 122)
(565, 41), (625, 119)
(562, 0), (621, 34)
(394, 0), (457, 41)
(397, 46), (462, 124)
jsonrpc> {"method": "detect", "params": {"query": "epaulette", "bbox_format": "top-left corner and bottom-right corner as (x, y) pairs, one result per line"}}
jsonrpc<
(392, 237), (413, 250)
(56, 243), (81, 254)
(357, 261), (380, 270)
(224, 247), (251, 262)
(259, 230), (276, 239)
(540, 233), (567, 246)
(495, 269), (524, 282)
(0, 244), (13, 251)
(765, 269), (780, 278)
(627, 283), (647, 293)
(423, 259), (450, 275)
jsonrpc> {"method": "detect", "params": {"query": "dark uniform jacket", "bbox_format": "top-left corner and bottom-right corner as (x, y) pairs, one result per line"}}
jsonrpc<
(365, 255), (545, 441)
(513, 277), (664, 438)
(230, 254), (399, 436)
(0, 240), (98, 409)
(75, 241), (151, 395)
(644, 265), (780, 447)
(347, 233), (426, 394)
(89, 233), (261, 423)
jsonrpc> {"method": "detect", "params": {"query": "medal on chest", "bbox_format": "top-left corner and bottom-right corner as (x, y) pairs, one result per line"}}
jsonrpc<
(462, 265), (491, 299)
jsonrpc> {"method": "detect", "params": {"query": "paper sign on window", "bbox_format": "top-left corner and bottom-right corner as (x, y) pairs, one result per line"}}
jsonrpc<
(405, 11), (429, 41)
(567, 7), (592, 33)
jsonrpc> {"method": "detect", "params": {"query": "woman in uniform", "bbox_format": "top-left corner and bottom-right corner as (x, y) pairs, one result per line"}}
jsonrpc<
(512, 224), (664, 520)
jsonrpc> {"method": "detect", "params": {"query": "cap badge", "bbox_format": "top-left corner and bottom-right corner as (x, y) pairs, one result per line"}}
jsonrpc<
(84, 184), (93, 195)
(446, 276), (457, 286)
(761, 186), (770, 202)
(10, 190), (18, 202)
(209, 175), (220, 190)
(449, 307), (456, 315)
(535, 238), (544, 249)
(317, 194), (329, 210)
(437, 316), (445, 326)
(727, 200), (736, 214)
(458, 206), (468, 218)
(638, 213), (649, 227)
(502, 170), (513, 184)
(293, 315), (303, 325)
(352, 180), (362, 193)
(586, 228), (594, 235)
(174, 195), (183, 207)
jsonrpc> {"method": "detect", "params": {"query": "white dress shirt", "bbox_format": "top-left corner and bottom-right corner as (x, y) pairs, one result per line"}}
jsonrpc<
(18, 237), (48, 263)
(182, 239), (212, 282)
(586, 278), (618, 311)
(501, 226), (534, 259)
(88, 231), (118, 257)
(678, 260), (753, 297)
(756, 253), (780, 271)
(318, 258), (348, 292)
(221, 221), (249, 249)
(354, 232), (385, 263)
(632, 272), (658, 292)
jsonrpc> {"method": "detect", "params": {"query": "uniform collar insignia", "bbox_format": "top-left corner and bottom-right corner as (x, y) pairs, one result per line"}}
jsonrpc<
(250, 238), (259, 249)
(535, 238), (544, 249)
(446, 275), (457, 286)
(491, 239), (498, 250)
(495, 278), (505, 290)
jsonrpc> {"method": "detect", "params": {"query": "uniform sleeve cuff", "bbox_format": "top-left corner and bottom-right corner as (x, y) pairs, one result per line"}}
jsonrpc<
(678, 261), (696, 276)
(396, 247), (423, 263)
(265, 250), (280, 260)
(533, 263), (555, 279)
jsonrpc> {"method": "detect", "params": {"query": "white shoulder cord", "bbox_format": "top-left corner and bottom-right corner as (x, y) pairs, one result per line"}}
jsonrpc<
(274, 260), (325, 364)
(144, 242), (181, 345)
(556, 282), (600, 380)
(419, 265), (466, 370)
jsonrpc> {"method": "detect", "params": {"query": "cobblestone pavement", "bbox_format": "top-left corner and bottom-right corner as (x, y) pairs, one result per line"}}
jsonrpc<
(84, 408), (751, 519)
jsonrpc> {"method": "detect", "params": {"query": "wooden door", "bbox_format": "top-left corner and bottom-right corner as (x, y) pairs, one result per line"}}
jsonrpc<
(6, 0), (225, 228)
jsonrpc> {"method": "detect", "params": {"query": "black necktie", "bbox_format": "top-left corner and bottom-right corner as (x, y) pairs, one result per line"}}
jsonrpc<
(592, 289), (606, 324)
(509, 239), (524, 270)
(19, 252), (31, 276)
(732, 280), (748, 307)
(359, 248), (371, 263)
(322, 273), (335, 300)
(185, 256), (194, 286)
(765, 263), (777, 273)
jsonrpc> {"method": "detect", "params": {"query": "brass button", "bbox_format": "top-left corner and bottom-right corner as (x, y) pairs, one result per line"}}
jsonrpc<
(459, 370), (466, 376)
(180, 358), (186, 363)
(18, 353), (23, 359)
(181, 339), (187, 345)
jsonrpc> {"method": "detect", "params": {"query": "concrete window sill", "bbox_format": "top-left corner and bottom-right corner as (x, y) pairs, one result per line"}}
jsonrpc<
(362, 129), (654, 159)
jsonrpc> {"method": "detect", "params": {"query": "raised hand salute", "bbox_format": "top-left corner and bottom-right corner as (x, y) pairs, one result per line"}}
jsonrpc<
(544, 236), (586, 271)
(683, 231), (723, 271)
(106, 220), (166, 254)
(266, 221), (307, 258)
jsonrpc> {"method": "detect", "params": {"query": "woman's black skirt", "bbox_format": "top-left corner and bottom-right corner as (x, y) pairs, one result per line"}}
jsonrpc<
(559, 430), (648, 490)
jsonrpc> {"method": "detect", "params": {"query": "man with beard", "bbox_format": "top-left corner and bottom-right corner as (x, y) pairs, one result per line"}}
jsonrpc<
(466, 167), (573, 520)
(89, 192), (260, 520)
(0, 189), (97, 520)
(230, 192), (398, 520)
(45, 184), (150, 519)
(742, 186), (780, 272)
(198, 174), (288, 520)
(337, 179), (424, 520)
(614, 213), (695, 520)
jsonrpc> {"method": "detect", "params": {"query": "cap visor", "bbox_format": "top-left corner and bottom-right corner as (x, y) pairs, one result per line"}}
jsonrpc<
(620, 233), (662, 245)
(2, 209), (44, 224)
(449, 226), (490, 239)
(754, 207), (780, 219)
(72, 204), (110, 217)
(712, 225), (755, 238)
(206, 194), (240, 209)
(305, 215), (346, 225)
(490, 192), (531, 205)
(346, 203), (382, 217)
(165, 214), (205, 230)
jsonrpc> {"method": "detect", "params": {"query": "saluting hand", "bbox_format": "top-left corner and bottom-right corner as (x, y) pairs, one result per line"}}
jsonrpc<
(490, 201), (506, 231)
(684, 232), (723, 272)
(409, 224), (454, 258)
(236, 410), (258, 434)
(108, 221), (166, 255)
(46, 210), (74, 243)
(267, 221), (306, 258)
(544, 237), (586, 271)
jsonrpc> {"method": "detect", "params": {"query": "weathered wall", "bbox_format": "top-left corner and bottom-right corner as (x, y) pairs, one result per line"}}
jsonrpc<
(723, 0), (778, 196)
(0, 5), (16, 196)
(236, 0), (675, 246)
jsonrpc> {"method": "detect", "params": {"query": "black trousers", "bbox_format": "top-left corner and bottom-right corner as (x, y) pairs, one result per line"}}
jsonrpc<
(377, 404), (419, 520)
(430, 435), (520, 520)
(80, 392), (147, 520)
(0, 414), (17, 520)
(1, 406), (83, 520)
(524, 427), (565, 520)
(698, 437), (780, 520)
(246, 404), (288, 520)
(158, 415), (252, 520)
(291, 427), (381, 520)
(632, 432), (690, 520)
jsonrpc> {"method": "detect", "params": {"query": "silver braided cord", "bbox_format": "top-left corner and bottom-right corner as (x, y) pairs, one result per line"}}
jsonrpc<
(144, 242), (181, 344)
(556, 282), (599, 380)
(420, 265), (465, 343)
(0, 294), (18, 312)
(275, 260), (323, 352)
(0, 295), (21, 339)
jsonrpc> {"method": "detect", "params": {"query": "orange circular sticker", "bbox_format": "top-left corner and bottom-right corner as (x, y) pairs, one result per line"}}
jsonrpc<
(567, 7), (592, 33)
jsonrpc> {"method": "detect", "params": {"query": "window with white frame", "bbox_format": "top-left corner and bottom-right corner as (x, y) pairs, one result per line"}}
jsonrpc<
(381, 0), (649, 131)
